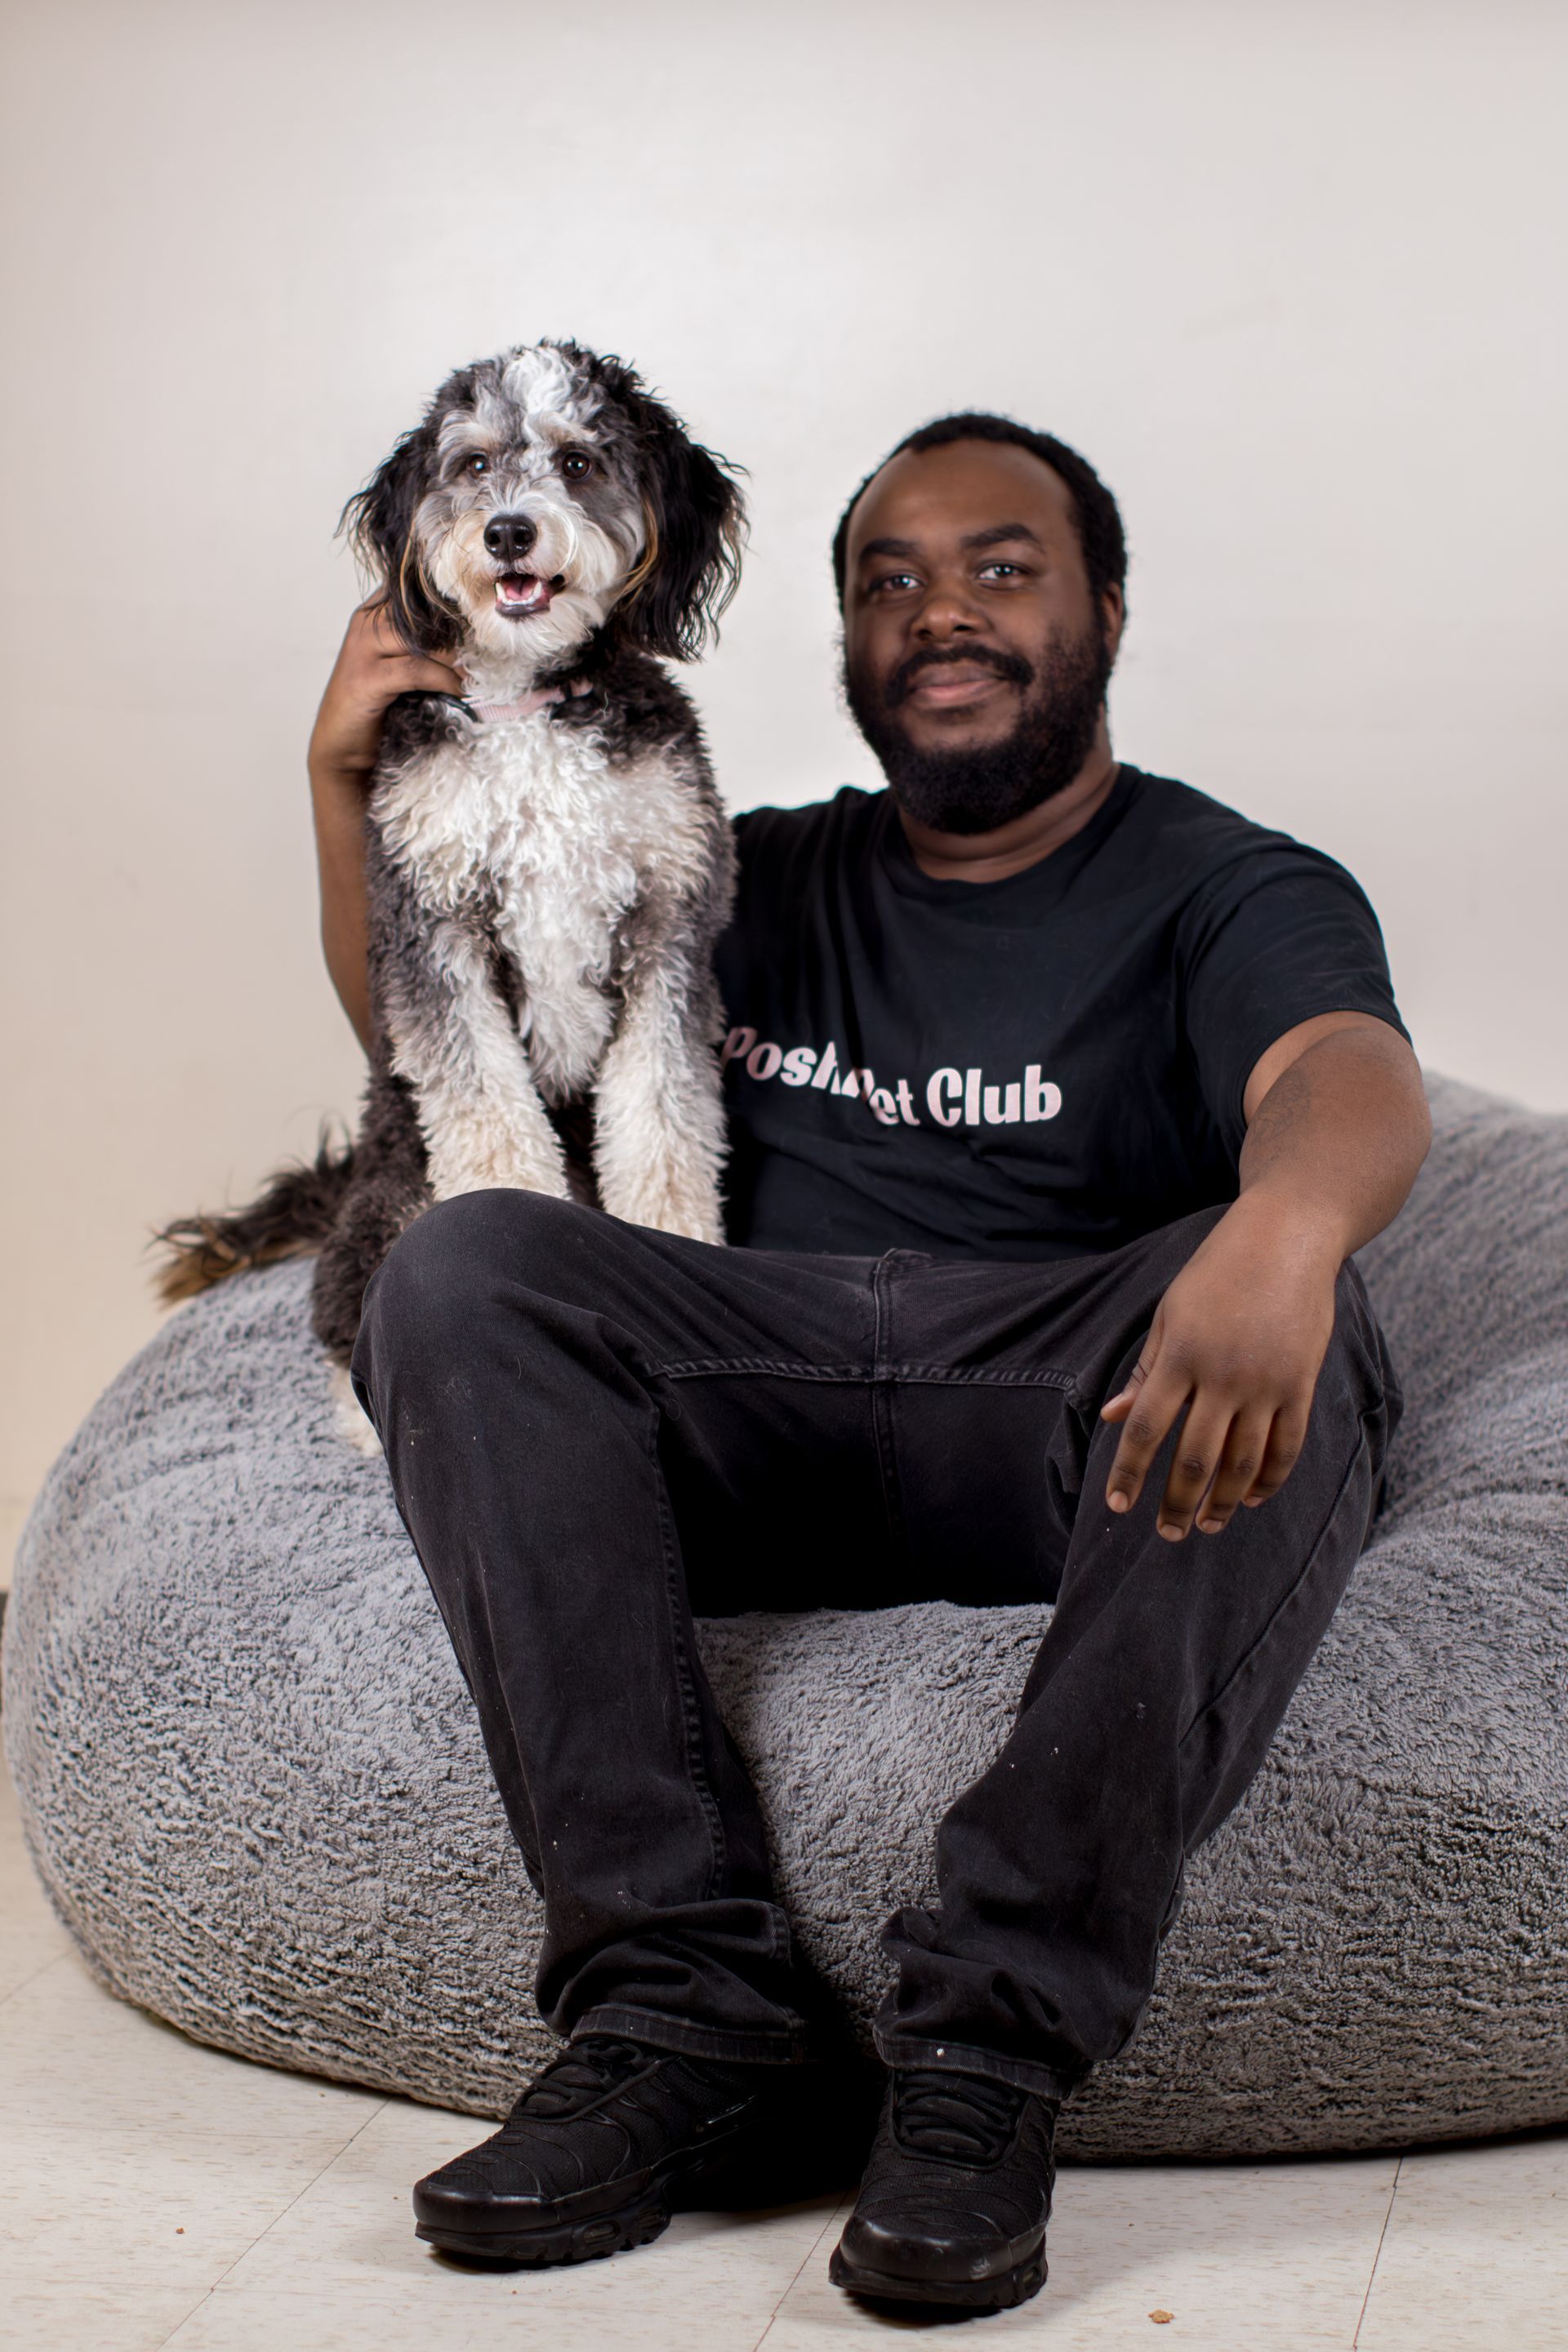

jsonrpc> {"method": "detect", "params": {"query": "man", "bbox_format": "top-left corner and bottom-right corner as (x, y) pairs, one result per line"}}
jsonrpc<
(310, 413), (1428, 2310)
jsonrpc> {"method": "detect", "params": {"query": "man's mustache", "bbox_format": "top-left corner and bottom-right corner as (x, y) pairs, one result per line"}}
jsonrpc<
(884, 644), (1035, 710)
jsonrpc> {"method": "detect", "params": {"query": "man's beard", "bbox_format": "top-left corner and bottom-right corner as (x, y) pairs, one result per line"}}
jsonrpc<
(843, 620), (1112, 836)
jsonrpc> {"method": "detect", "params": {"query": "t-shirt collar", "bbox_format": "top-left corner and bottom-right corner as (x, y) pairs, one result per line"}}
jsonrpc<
(873, 764), (1139, 911)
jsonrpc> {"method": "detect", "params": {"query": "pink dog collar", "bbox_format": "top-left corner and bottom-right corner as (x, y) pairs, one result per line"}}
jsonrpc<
(464, 679), (591, 723)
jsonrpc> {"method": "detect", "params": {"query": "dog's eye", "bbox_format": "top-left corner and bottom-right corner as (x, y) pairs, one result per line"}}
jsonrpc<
(466, 452), (489, 476)
(560, 450), (594, 480)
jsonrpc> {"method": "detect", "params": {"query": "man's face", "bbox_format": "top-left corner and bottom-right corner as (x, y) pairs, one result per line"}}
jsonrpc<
(840, 439), (1122, 835)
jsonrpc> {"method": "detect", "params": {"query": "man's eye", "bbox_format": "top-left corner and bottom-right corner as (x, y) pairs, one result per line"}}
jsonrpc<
(560, 449), (595, 479)
(979, 562), (1022, 580)
(466, 453), (489, 476)
(874, 572), (919, 593)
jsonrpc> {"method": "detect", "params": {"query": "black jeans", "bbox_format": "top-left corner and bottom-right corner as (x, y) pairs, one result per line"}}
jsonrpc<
(353, 1192), (1399, 2102)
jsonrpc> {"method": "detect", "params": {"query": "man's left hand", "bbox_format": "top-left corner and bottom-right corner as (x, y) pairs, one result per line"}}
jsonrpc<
(1099, 1013), (1429, 1541)
(1100, 1194), (1340, 1540)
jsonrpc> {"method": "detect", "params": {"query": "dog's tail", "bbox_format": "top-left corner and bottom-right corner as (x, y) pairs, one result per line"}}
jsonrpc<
(152, 1130), (356, 1306)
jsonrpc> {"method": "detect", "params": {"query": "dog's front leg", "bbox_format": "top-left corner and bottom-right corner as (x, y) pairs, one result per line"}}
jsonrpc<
(593, 937), (727, 1245)
(384, 911), (571, 1204)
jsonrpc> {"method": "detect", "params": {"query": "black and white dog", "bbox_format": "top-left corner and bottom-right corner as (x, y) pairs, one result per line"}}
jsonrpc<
(160, 341), (743, 1386)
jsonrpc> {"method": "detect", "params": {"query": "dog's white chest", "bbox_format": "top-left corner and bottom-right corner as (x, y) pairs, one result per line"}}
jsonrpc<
(373, 716), (697, 1093)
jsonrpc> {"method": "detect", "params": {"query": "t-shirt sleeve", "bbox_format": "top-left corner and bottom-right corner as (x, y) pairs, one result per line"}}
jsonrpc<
(1178, 845), (1410, 1148)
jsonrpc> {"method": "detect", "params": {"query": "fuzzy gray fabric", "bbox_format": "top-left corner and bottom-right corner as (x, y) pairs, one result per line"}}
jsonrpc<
(5, 1075), (1566, 2159)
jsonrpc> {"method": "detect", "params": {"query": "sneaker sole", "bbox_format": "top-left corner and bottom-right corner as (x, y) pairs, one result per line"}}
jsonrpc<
(413, 2118), (757, 2269)
(828, 2243), (1047, 2310)
(416, 2193), (672, 2268)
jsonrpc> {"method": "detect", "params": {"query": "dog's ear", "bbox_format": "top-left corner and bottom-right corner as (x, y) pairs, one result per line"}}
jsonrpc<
(617, 408), (746, 663)
(339, 421), (457, 657)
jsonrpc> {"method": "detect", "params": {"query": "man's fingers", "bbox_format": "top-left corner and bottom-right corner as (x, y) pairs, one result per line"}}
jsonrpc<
(354, 597), (399, 644)
(1196, 1414), (1275, 1535)
(402, 654), (467, 693)
(1100, 1325), (1160, 1425)
(1099, 1359), (1150, 1424)
(349, 600), (412, 666)
(1104, 1366), (1191, 1516)
(1154, 1403), (1235, 1542)
(1241, 1403), (1311, 1508)
(356, 602), (464, 693)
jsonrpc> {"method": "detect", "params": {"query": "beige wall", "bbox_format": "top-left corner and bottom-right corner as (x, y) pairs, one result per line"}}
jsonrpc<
(3, 0), (1565, 1573)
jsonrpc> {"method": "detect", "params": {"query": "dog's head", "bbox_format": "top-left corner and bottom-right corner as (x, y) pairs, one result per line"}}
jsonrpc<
(342, 341), (744, 683)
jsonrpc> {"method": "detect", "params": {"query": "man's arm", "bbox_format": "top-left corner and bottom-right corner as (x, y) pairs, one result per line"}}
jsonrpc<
(309, 604), (464, 1050)
(1101, 1011), (1431, 1539)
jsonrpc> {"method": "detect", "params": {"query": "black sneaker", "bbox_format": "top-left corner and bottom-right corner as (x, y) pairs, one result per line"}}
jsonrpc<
(829, 2066), (1058, 2310)
(413, 2034), (784, 2268)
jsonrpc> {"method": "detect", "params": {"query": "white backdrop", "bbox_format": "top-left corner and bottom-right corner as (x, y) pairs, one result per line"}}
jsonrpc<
(2, 0), (1565, 1562)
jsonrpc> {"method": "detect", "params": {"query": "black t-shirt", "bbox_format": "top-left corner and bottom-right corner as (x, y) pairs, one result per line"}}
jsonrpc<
(714, 765), (1408, 1262)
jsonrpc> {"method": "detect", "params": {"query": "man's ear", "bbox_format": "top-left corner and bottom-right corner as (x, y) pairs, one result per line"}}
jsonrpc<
(617, 421), (746, 662)
(1099, 581), (1126, 666)
(339, 424), (457, 656)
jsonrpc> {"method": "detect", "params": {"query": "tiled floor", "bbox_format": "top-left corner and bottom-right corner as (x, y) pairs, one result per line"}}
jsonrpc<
(2, 1753), (1565, 2352)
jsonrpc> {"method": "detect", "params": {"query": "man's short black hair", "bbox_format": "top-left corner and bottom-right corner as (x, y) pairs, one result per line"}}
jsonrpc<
(831, 412), (1127, 611)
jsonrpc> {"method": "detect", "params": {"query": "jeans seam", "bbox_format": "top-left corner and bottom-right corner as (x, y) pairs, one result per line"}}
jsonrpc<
(872, 2026), (1084, 2100)
(1178, 1409), (1375, 1754)
(648, 1358), (871, 1380)
(646, 1410), (728, 1903)
(647, 1359), (1080, 1388)
(576, 2002), (813, 2061)
(870, 1256), (907, 1570)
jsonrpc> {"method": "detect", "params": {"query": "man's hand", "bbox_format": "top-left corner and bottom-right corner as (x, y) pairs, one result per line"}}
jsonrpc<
(1101, 1194), (1339, 1539)
(309, 604), (463, 1051)
(308, 601), (464, 791)
(1101, 1013), (1429, 1539)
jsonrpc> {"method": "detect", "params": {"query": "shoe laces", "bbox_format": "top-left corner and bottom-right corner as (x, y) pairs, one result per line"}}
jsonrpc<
(892, 2068), (1027, 2164)
(510, 2034), (649, 2123)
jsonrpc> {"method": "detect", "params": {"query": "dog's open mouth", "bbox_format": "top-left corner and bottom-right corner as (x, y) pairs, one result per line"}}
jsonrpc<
(494, 572), (556, 617)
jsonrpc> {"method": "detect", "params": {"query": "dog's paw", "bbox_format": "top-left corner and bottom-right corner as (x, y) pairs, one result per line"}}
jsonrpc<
(602, 1168), (726, 1245)
(427, 1130), (571, 1203)
(328, 1362), (384, 1457)
(656, 1205), (726, 1246)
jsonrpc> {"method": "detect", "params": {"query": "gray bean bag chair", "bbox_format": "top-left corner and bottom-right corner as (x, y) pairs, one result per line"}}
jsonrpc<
(5, 1076), (1566, 2159)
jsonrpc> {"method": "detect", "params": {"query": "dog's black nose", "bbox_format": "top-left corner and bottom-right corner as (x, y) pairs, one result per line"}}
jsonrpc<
(483, 513), (538, 564)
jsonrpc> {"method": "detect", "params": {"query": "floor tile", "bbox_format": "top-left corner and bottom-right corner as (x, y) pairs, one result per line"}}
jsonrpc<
(764, 2156), (1400, 2348)
(0, 1851), (60, 1938)
(0, 1919), (71, 2002)
(0, 2121), (356, 2352)
(0, 1946), (385, 2150)
(0, 1777), (62, 1935)
(1357, 2134), (1568, 2349)
(165, 2216), (829, 2352)
(159, 2094), (843, 2349)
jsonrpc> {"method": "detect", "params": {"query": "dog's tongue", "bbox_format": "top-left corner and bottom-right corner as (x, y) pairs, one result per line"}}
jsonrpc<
(497, 572), (551, 609)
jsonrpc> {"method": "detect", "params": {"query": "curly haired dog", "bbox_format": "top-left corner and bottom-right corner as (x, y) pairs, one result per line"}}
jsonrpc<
(158, 341), (744, 1380)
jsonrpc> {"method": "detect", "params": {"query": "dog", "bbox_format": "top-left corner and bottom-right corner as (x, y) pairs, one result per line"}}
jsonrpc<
(158, 340), (744, 1403)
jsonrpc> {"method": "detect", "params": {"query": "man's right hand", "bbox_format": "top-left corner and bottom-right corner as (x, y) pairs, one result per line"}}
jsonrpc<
(310, 605), (463, 1049)
(307, 601), (465, 793)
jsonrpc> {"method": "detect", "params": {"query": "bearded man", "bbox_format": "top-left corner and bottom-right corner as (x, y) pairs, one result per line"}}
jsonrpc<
(310, 412), (1428, 2310)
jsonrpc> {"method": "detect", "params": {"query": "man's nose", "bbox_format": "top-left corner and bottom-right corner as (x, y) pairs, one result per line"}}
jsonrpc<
(911, 574), (984, 638)
(913, 598), (982, 640)
(483, 513), (538, 564)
